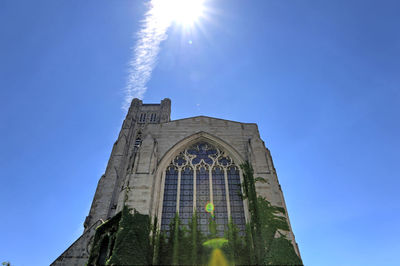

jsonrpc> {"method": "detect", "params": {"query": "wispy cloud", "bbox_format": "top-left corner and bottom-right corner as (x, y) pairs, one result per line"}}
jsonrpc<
(123, 1), (172, 110)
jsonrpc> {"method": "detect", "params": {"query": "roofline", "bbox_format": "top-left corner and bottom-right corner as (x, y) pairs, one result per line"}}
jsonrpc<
(168, 115), (257, 126)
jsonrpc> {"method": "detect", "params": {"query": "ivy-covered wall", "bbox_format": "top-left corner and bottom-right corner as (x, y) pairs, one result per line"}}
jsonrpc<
(87, 206), (150, 265)
(241, 161), (302, 265)
(87, 162), (302, 265)
(87, 212), (121, 265)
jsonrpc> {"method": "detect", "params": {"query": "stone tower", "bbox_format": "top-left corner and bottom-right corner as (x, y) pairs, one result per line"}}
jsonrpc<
(52, 98), (301, 265)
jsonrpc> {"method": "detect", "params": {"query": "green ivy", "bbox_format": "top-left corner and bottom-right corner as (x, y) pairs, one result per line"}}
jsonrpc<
(87, 212), (121, 265)
(190, 212), (199, 264)
(264, 234), (303, 265)
(87, 206), (150, 265)
(241, 161), (303, 265)
(222, 219), (250, 265)
(107, 206), (150, 265)
(88, 161), (302, 265)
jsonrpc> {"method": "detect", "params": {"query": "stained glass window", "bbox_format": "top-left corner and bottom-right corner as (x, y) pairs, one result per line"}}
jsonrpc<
(212, 166), (228, 236)
(188, 142), (217, 165)
(228, 166), (246, 235)
(160, 141), (246, 236)
(179, 167), (193, 226)
(161, 166), (178, 231)
(196, 166), (210, 233)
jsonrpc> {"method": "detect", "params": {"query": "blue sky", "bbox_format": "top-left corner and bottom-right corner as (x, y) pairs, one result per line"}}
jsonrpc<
(1, 0), (399, 265)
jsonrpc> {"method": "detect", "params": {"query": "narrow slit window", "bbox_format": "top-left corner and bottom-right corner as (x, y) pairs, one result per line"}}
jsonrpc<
(139, 113), (146, 123)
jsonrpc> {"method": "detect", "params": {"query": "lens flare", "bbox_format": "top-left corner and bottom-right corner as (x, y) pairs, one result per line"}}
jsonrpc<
(205, 202), (214, 213)
(208, 248), (228, 266)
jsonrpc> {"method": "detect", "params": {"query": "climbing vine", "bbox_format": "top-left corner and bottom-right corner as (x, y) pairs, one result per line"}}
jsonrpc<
(87, 212), (121, 265)
(241, 161), (303, 265)
(88, 162), (302, 265)
(87, 206), (150, 265)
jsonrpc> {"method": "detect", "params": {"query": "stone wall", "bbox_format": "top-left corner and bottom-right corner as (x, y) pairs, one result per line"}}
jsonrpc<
(52, 99), (301, 264)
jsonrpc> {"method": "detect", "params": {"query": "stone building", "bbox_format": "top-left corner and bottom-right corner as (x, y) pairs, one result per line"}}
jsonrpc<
(52, 98), (301, 265)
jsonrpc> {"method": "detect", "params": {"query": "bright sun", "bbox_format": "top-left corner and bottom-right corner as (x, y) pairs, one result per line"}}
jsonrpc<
(152, 0), (205, 26)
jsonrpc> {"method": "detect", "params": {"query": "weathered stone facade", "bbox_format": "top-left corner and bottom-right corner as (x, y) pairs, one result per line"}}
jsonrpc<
(52, 98), (300, 265)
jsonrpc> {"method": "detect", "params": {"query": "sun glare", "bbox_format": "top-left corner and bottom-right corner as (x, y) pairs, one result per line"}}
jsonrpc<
(152, 0), (205, 26)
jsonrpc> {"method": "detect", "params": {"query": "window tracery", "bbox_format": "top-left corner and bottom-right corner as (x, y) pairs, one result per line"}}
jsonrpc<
(160, 141), (246, 236)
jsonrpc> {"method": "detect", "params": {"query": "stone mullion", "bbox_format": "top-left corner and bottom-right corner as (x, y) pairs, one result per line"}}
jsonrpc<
(224, 167), (231, 220)
(176, 168), (182, 214)
(209, 166), (213, 216)
(193, 165), (197, 213)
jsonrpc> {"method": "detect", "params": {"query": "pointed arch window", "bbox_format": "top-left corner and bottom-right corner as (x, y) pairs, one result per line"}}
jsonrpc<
(160, 141), (246, 236)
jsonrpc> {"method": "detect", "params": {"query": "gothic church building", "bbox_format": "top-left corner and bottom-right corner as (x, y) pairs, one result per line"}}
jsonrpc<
(53, 98), (301, 265)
